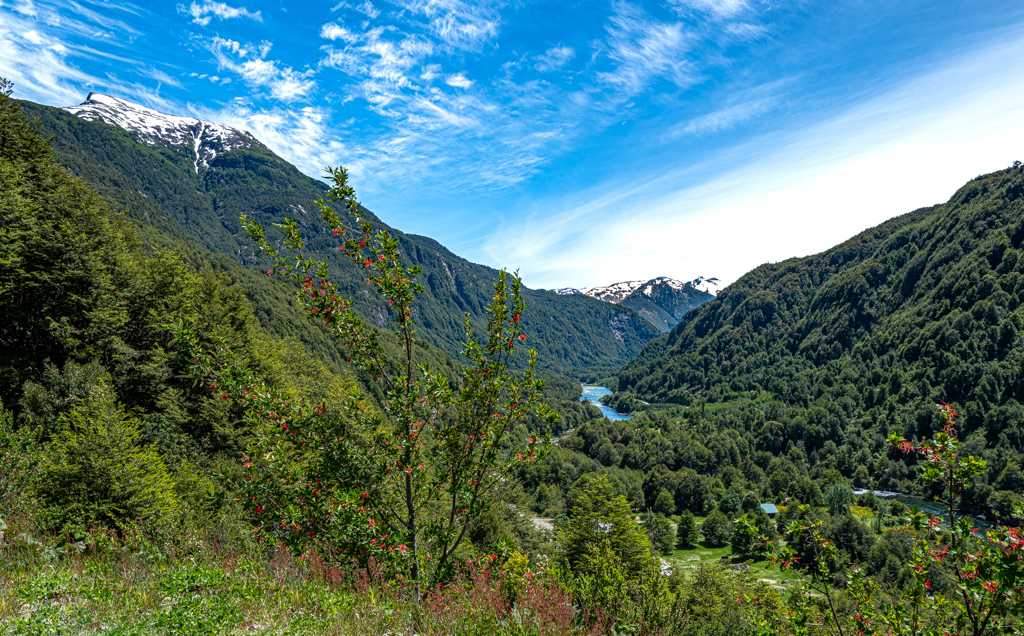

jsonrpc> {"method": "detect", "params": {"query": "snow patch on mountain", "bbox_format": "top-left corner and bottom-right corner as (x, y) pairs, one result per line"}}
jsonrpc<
(553, 280), (646, 303)
(64, 93), (261, 173)
(688, 276), (721, 295)
(551, 277), (719, 303)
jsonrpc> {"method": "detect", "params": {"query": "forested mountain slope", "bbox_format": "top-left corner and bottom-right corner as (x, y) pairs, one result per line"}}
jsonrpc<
(615, 163), (1024, 443)
(20, 98), (659, 378)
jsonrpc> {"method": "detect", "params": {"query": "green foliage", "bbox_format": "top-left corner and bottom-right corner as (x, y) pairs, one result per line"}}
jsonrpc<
(701, 510), (729, 547)
(653, 487), (676, 515)
(556, 474), (655, 580)
(823, 483), (854, 517)
(0, 401), (39, 526)
(676, 510), (699, 549)
(640, 512), (675, 555)
(37, 383), (180, 532)
(0, 82), (374, 545)
(729, 514), (767, 560)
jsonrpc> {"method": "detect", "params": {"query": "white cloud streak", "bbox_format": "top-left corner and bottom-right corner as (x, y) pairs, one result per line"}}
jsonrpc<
(0, 1), (172, 108)
(667, 0), (749, 19)
(397, 0), (501, 51)
(209, 37), (315, 100)
(183, 1), (262, 27)
(596, 2), (693, 97)
(534, 45), (574, 72)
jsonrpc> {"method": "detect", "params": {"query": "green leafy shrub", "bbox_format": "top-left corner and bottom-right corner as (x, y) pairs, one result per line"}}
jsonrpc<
(38, 383), (180, 532)
(701, 510), (729, 547)
(676, 511), (698, 549)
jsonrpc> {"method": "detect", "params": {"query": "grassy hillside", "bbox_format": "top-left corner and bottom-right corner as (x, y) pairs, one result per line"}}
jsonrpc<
(20, 101), (660, 378)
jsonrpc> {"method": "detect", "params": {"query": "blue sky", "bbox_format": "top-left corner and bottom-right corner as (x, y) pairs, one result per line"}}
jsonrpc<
(3, 0), (1024, 289)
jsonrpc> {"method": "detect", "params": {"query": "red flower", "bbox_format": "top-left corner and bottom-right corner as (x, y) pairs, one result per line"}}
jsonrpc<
(519, 334), (526, 341)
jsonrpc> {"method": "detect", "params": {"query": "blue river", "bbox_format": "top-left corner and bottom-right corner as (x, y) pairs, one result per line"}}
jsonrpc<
(580, 385), (631, 421)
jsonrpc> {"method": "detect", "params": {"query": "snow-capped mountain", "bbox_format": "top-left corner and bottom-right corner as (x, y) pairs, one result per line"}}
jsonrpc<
(64, 93), (261, 174)
(688, 276), (721, 295)
(553, 280), (647, 303)
(551, 276), (718, 332)
(552, 276), (720, 302)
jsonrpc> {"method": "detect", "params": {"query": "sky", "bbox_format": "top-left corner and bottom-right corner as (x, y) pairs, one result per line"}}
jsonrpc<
(3, 0), (1024, 290)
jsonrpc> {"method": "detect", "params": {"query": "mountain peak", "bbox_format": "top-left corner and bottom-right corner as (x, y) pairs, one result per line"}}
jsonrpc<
(688, 276), (721, 295)
(64, 93), (261, 174)
(550, 276), (717, 331)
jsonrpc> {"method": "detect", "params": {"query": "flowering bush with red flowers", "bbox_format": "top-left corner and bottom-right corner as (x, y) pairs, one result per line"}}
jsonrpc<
(170, 166), (557, 598)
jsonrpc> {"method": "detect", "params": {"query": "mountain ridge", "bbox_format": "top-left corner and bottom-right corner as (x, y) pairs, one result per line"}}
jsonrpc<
(22, 94), (662, 378)
(552, 276), (716, 332)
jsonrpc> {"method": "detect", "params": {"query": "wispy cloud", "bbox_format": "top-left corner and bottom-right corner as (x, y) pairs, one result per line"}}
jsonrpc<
(596, 2), (693, 96)
(0, 1), (159, 106)
(534, 45), (574, 72)
(664, 81), (786, 138)
(667, 0), (749, 19)
(355, 1), (380, 19)
(444, 71), (472, 88)
(396, 0), (501, 51)
(139, 66), (183, 88)
(209, 37), (315, 100)
(320, 22), (358, 42)
(182, 1), (262, 27)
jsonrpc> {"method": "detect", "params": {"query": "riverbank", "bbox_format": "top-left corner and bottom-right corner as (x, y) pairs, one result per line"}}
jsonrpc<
(579, 385), (630, 421)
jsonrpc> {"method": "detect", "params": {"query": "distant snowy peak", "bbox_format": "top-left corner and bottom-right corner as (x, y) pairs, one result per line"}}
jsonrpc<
(553, 280), (646, 303)
(552, 277), (718, 303)
(688, 276), (721, 295)
(64, 93), (261, 173)
(581, 280), (648, 304)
